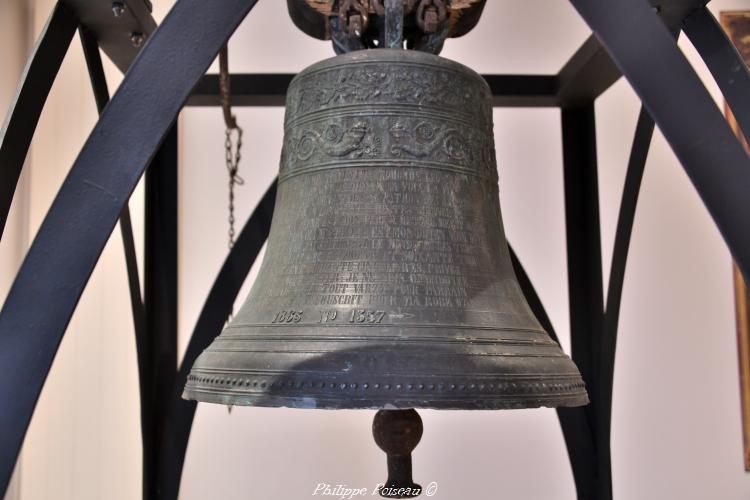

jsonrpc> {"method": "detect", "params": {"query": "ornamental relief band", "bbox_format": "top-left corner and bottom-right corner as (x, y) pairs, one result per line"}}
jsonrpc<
(284, 61), (493, 129)
(279, 115), (497, 182)
(278, 60), (497, 183)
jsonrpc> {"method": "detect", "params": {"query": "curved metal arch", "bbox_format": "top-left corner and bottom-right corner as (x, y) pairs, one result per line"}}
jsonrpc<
(79, 26), (147, 413)
(570, 0), (750, 283)
(0, 1), (78, 239)
(561, 3), (750, 499)
(512, 242), (598, 500)
(157, 181), (276, 500)
(0, 0), (260, 493)
(153, 193), (550, 500)
(683, 7), (750, 143)
(509, 246), (558, 342)
(598, 107), (655, 498)
(4, 3), (750, 500)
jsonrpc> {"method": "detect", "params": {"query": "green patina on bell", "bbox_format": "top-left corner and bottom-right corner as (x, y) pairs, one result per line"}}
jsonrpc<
(183, 49), (588, 411)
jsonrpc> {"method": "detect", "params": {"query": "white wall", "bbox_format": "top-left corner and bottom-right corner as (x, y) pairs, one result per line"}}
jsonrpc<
(0, 1), (31, 499)
(4, 1), (750, 499)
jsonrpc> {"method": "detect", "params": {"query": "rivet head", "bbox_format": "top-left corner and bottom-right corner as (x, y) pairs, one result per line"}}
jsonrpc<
(130, 32), (145, 48)
(112, 1), (125, 17)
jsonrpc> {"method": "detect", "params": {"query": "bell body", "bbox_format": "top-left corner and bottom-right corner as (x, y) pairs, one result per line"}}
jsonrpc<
(184, 49), (588, 410)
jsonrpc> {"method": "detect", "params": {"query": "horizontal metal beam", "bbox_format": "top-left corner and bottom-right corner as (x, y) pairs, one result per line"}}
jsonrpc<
(187, 38), (628, 109)
(64, 0), (156, 73)
(188, 74), (294, 107)
(187, 73), (561, 107)
(486, 75), (559, 107)
(556, 35), (623, 107)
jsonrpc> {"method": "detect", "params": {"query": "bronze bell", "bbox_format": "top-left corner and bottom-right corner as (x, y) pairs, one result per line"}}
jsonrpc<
(183, 49), (588, 411)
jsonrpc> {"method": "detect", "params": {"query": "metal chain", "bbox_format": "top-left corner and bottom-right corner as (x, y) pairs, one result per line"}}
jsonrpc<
(416, 0), (447, 33)
(219, 44), (244, 252)
(224, 126), (240, 416)
(219, 43), (243, 345)
(338, 0), (369, 37)
(224, 126), (244, 249)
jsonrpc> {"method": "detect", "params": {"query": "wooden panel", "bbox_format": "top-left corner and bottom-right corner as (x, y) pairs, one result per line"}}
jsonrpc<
(720, 10), (750, 472)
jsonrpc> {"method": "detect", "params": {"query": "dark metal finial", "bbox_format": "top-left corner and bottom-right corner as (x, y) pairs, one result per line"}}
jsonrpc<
(372, 409), (423, 498)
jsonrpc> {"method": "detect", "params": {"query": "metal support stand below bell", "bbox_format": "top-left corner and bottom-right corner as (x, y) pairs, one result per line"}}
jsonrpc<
(373, 409), (423, 498)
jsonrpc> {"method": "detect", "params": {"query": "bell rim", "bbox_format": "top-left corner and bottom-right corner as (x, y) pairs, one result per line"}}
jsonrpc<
(182, 387), (589, 411)
(183, 367), (589, 410)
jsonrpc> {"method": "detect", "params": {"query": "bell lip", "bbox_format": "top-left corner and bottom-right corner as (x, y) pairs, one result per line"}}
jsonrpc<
(182, 367), (589, 410)
(289, 48), (491, 96)
(181, 389), (589, 410)
(182, 330), (590, 412)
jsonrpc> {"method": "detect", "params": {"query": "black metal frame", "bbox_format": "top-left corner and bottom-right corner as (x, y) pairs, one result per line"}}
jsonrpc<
(1, 1), (748, 499)
(0, 2), (78, 238)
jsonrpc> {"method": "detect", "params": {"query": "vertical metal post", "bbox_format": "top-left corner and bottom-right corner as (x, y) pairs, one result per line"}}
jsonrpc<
(561, 103), (608, 500)
(599, 106), (654, 482)
(144, 126), (179, 500)
(80, 27), (154, 499)
(384, 0), (404, 48)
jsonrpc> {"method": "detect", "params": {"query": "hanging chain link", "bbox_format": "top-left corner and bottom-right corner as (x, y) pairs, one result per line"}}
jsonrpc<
(220, 44), (241, 415)
(224, 126), (244, 249)
(338, 0), (369, 37)
(219, 44), (244, 251)
(219, 43), (245, 354)
(416, 0), (447, 33)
